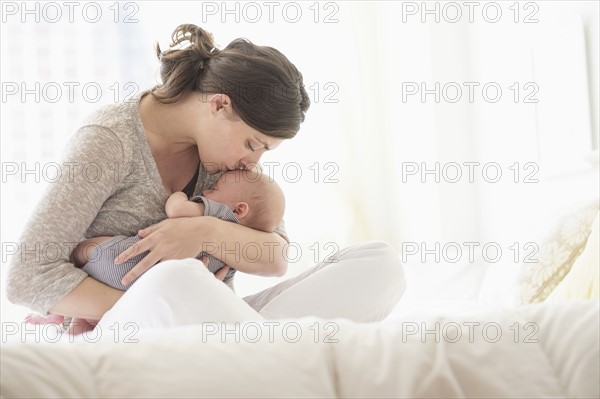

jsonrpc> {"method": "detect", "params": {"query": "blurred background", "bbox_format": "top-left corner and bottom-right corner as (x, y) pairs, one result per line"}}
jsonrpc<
(1, 1), (598, 322)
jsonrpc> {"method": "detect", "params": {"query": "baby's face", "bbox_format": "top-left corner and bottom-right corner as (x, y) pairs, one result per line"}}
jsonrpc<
(201, 171), (245, 207)
(202, 169), (285, 231)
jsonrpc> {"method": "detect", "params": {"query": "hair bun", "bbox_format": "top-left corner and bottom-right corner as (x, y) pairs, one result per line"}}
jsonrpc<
(170, 24), (218, 61)
(154, 24), (220, 103)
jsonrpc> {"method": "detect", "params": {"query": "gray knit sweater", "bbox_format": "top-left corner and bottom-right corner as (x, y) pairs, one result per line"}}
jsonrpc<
(6, 92), (288, 315)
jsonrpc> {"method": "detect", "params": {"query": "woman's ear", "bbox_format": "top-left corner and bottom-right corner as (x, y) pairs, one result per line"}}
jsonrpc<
(232, 202), (249, 219)
(208, 93), (232, 113)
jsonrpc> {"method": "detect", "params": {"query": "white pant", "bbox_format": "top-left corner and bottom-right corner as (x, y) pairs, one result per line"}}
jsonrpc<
(97, 241), (406, 330)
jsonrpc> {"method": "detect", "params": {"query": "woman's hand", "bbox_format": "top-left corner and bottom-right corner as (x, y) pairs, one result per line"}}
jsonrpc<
(115, 217), (211, 285)
(115, 215), (285, 283)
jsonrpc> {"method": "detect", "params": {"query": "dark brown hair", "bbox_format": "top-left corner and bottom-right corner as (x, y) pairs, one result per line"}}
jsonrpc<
(152, 24), (310, 139)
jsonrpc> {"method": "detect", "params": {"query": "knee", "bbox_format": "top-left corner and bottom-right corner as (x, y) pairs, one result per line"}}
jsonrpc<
(369, 240), (405, 282)
(363, 241), (407, 307)
(343, 240), (402, 266)
(340, 240), (406, 291)
(363, 240), (401, 261)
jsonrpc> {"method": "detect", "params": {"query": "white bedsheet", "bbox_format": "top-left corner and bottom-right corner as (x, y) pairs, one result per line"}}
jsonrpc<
(2, 300), (598, 398)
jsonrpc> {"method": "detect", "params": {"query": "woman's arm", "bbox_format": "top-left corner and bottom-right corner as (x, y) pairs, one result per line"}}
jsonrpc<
(6, 125), (128, 317)
(49, 278), (124, 320)
(115, 216), (288, 285)
(202, 217), (288, 276)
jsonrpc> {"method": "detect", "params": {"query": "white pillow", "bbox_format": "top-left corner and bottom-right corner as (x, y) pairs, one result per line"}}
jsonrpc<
(546, 211), (599, 301)
(513, 199), (599, 304)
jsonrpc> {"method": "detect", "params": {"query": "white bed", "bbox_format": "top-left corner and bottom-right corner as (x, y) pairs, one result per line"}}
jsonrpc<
(1, 300), (598, 398)
(2, 199), (599, 398)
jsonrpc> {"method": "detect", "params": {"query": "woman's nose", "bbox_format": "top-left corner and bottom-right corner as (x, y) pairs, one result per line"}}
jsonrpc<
(241, 153), (263, 169)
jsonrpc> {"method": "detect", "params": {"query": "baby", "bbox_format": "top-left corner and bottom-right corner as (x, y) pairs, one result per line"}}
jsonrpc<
(25, 169), (285, 328)
(75, 168), (285, 290)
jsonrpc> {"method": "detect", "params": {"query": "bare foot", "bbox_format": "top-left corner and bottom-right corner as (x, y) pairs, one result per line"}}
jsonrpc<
(24, 313), (65, 325)
(67, 318), (98, 336)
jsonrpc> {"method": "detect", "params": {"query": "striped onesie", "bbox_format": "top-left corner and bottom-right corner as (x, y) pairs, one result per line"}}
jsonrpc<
(81, 195), (239, 291)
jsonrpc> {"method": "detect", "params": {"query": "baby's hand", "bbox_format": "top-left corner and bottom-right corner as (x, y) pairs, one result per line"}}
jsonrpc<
(199, 255), (230, 281)
(165, 191), (190, 218)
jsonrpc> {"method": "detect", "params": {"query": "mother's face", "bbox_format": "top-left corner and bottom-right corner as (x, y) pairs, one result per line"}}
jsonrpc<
(197, 94), (283, 174)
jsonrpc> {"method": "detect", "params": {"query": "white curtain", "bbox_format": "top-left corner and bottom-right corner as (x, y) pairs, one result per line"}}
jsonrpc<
(2, 1), (598, 318)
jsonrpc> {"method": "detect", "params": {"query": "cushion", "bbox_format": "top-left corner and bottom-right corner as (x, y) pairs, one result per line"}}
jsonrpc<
(0, 320), (338, 398)
(514, 199), (599, 304)
(546, 212), (599, 301)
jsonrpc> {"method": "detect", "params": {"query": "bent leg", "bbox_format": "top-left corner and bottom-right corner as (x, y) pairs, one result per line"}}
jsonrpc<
(243, 241), (406, 322)
(97, 258), (263, 331)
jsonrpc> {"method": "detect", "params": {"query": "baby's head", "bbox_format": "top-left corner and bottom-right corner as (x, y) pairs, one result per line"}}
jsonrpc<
(202, 169), (285, 232)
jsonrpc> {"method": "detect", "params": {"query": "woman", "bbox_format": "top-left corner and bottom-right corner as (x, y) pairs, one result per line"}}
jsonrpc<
(7, 24), (405, 330)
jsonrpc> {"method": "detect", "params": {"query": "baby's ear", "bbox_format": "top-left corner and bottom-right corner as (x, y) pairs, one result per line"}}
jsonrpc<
(233, 202), (249, 219)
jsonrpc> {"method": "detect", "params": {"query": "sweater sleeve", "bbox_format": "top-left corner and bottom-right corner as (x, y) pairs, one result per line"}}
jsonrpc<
(191, 195), (240, 223)
(6, 125), (127, 315)
(273, 219), (289, 244)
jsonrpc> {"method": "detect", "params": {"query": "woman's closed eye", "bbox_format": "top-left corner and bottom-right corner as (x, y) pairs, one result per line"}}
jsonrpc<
(246, 140), (255, 152)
